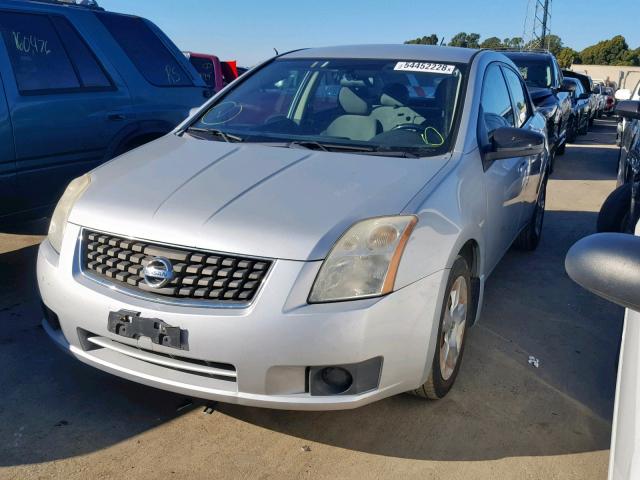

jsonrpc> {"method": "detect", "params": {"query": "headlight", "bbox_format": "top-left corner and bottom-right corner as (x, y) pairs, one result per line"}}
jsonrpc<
(48, 174), (91, 253)
(309, 216), (417, 303)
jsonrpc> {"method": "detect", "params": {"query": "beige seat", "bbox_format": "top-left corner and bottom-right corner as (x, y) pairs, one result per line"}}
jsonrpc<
(324, 87), (381, 141)
(370, 83), (425, 131)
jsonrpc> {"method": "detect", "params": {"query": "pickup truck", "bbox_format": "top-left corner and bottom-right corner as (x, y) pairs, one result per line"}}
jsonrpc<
(183, 51), (239, 92)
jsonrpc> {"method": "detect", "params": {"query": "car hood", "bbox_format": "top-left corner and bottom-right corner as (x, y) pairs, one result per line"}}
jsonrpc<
(71, 134), (448, 261)
(529, 87), (554, 105)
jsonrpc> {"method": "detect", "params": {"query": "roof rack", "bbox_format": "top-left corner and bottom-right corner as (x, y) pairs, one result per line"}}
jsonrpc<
(493, 47), (552, 54)
(24, 0), (104, 10)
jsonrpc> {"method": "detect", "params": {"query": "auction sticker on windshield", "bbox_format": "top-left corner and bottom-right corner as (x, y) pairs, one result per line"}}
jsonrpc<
(394, 62), (455, 74)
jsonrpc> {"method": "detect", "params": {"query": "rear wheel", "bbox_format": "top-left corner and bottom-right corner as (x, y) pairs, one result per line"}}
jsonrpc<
(411, 256), (471, 400)
(515, 176), (547, 250)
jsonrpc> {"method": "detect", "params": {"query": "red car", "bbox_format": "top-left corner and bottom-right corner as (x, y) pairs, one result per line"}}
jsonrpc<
(183, 52), (239, 92)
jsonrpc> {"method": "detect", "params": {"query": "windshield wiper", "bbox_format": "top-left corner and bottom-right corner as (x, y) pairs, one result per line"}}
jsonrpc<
(186, 127), (244, 143)
(283, 139), (421, 158)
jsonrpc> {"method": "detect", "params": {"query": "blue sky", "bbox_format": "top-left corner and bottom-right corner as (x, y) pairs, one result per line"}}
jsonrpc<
(100, 0), (639, 67)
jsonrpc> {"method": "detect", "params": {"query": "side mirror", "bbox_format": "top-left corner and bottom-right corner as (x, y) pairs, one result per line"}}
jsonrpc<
(561, 79), (577, 93)
(484, 127), (545, 162)
(566, 233), (640, 311)
(615, 89), (632, 101)
(615, 100), (640, 120)
(578, 92), (591, 100)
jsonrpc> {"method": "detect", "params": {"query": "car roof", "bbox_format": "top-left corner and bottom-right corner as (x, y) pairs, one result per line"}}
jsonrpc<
(281, 44), (479, 64)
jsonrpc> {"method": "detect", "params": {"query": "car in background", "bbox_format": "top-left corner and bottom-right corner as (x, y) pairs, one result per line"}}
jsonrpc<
(505, 51), (572, 161)
(563, 70), (597, 126)
(603, 87), (617, 115)
(564, 77), (590, 142)
(593, 85), (607, 117)
(0, 0), (209, 223)
(565, 230), (640, 480)
(597, 101), (640, 233)
(184, 51), (239, 92)
(38, 45), (549, 410)
(615, 82), (640, 145)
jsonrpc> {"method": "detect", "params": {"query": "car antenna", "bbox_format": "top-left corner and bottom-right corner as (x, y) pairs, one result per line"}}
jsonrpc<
(273, 48), (279, 56)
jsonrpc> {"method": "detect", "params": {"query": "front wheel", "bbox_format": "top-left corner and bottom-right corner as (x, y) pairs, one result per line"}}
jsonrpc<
(411, 256), (471, 400)
(597, 183), (631, 233)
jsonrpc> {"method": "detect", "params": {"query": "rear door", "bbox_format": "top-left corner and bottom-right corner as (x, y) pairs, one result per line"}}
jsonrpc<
(0, 69), (16, 218)
(479, 63), (528, 271)
(0, 10), (132, 214)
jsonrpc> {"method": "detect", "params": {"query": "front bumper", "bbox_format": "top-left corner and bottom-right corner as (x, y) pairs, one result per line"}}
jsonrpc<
(37, 225), (447, 410)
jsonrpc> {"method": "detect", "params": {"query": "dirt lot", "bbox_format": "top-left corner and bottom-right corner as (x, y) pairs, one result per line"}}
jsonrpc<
(0, 119), (624, 479)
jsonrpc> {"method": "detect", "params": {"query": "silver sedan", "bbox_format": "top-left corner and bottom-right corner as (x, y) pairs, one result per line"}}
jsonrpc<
(38, 45), (549, 410)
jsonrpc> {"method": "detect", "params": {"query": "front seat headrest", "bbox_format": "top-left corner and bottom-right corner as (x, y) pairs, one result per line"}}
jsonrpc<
(339, 87), (369, 115)
(380, 83), (409, 107)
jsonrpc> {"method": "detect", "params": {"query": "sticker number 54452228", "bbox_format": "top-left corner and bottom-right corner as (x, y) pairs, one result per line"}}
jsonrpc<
(394, 62), (456, 74)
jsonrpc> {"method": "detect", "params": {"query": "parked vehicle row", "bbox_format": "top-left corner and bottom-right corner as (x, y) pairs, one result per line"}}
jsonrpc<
(38, 45), (549, 409)
(0, 0), (212, 223)
(598, 100), (640, 233)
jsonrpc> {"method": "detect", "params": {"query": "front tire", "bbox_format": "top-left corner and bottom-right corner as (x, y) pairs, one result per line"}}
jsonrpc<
(597, 183), (631, 233)
(412, 256), (471, 400)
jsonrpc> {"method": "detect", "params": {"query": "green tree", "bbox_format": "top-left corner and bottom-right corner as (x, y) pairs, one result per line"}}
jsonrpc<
(503, 37), (524, 49)
(448, 32), (481, 49)
(557, 47), (580, 68)
(580, 36), (638, 65)
(404, 34), (440, 45)
(480, 36), (503, 49)
(525, 34), (563, 56)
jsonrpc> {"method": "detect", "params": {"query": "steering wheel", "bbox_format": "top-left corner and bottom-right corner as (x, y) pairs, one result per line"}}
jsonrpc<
(391, 123), (424, 132)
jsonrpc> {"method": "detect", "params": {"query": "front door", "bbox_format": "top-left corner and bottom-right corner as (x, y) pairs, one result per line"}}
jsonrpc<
(480, 63), (528, 272)
(0, 11), (132, 214)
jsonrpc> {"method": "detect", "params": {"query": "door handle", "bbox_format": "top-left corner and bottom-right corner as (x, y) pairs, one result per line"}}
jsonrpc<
(107, 113), (126, 121)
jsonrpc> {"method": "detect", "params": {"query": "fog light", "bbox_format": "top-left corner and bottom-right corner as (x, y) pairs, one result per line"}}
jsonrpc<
(320, 367), (353, 394)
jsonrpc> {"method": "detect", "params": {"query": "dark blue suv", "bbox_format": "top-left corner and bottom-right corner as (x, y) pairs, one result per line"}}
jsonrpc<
(0, 0), (209, 222)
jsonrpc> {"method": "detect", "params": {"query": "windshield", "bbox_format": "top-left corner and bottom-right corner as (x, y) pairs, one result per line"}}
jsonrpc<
(510, 58), (553, 89)
(190, 58), (465, 156)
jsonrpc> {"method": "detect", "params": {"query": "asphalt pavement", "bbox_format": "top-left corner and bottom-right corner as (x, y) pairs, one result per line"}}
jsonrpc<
(0, 118), (623, 480)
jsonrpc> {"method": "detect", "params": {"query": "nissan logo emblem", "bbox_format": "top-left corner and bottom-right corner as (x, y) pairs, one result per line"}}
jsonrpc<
(143, 257), (174, 288)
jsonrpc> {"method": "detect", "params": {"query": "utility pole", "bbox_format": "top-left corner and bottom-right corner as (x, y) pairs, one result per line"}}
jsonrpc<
(540, 0), (550, 47)
(533, 0), (552, 49)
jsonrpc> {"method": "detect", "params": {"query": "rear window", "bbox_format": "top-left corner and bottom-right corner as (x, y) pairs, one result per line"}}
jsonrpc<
(50, 16), (111, 88)
(0, 11), (80, 92)
(189, 56), (216, 88)
(98, 13), (192, 87)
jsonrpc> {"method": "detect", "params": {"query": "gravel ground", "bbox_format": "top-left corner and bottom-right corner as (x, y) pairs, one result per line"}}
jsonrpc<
(0, 119), (623, 479)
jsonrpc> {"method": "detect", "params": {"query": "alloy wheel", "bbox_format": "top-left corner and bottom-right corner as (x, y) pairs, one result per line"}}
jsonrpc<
(439, 276), (468, 381)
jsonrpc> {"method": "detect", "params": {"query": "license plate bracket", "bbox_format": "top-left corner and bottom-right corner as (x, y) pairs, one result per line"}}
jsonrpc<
(107, 309), (186, 350)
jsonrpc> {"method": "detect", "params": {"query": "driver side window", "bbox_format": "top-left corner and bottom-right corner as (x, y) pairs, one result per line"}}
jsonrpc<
(480, 64), (515, 135)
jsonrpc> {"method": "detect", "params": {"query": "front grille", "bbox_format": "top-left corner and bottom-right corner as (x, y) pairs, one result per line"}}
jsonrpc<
(82, 230), (272, 303)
